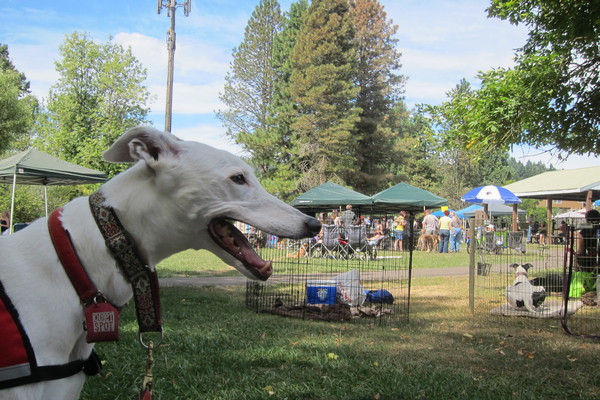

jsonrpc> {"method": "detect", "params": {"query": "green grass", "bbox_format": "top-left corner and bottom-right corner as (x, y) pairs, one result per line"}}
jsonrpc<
(81, 276), (600, 400)
(156, 243), (562, 278)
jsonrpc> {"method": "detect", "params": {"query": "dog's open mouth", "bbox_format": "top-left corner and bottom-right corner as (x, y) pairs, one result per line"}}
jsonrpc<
(207, 219), (273, 280)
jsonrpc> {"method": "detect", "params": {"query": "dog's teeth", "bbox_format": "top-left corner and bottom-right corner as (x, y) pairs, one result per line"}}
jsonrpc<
(260, 261), (272, 273)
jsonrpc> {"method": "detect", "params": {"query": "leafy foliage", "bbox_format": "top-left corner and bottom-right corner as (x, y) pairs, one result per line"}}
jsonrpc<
(349, 0), (405, 194)
(220, 0), (404, 198)
(289, 0), (361, 190)
(217, 0), (283, 156)
(0, 44), (37, 154)
(445, 0), (600, 156)
(35, 32), (151, 178)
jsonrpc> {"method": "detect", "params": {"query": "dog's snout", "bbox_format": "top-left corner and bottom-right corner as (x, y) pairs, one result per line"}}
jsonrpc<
(305, 217), (322, 237)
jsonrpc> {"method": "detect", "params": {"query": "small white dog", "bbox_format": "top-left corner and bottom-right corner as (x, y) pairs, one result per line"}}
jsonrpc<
(505, 263), (547, 312)
(0, 127), (321, 399)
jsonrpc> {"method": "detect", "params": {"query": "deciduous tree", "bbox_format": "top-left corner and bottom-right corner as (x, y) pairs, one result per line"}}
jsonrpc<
(0, 44), (37, 153)
(445, 0), (599, 156)
(35, 32), (151, 177)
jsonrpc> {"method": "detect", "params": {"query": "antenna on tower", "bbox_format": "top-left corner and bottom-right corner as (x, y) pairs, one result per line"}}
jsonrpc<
(157, 0), (192, 132)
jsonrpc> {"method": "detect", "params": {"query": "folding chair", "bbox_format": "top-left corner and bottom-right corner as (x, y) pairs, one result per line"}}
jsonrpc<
(317, 224), (344, 259)
(483, 231), (504, 254)
(345, 225), (370, 260)
(507, 231), (526, 253)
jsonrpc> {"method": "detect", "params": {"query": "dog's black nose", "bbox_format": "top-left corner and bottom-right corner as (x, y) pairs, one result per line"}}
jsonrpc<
(306, 217), (322, 237)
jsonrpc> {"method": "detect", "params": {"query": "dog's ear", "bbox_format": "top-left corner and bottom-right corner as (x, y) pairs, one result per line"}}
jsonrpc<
(103, 126), (181, 163)
(509, 263), (519, 270)
(522, 263), (533, 271)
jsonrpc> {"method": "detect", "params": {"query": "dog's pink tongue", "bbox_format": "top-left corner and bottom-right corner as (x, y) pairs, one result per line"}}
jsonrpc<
(209, 219), (273, 280)
(240, 246), (273, 278)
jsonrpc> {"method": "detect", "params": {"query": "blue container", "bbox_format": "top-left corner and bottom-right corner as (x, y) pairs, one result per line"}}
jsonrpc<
(306, 280), (337, 305)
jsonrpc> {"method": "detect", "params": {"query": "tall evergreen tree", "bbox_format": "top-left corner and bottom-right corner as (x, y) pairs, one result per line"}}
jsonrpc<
(217, 0), (283, 164)
(259, 0), (309, 199)
(289, 0), (361, 190)
(350, 0), (404, 194)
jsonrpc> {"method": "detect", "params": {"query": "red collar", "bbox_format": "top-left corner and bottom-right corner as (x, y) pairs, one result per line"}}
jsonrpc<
(49, 208), (123, 343)
(48, 208), (99, 305)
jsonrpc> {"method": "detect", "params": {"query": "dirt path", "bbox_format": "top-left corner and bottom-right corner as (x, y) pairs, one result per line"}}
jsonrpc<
(159, 266), (470, 287)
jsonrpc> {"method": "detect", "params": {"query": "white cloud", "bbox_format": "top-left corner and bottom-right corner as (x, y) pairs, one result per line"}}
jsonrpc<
(8, 41), (61, 100)
(511, 146), (600, 170)
(115, 32), (228, 116)
(149, 81), (224, 115)
(173, 122), (244, 155)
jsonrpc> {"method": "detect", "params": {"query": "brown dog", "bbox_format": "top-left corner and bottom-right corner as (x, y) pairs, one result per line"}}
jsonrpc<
(417, 234), (438, 252)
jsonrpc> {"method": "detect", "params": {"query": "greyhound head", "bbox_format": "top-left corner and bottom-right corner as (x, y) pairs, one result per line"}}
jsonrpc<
(102, 126), (321, 280)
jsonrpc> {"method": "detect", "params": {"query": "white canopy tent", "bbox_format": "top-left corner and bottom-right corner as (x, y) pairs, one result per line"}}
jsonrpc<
(0, 149), (106, 233)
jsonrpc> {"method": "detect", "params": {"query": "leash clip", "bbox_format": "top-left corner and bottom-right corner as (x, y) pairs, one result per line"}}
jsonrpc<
(139, 329), (164, 349)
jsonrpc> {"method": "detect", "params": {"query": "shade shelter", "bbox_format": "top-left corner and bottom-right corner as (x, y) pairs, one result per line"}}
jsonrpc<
(370, 182), (448, 213)
(0, 149), (107, 232)
(504, 166), (600, 243)
(290, 181), (372, 213)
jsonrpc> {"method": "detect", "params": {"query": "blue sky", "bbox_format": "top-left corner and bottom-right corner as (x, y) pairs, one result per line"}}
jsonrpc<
(1, 0), (598, 169)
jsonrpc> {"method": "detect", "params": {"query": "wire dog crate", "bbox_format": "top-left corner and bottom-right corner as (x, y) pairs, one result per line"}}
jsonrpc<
(469, 217), (599, 339)
(245, 217), (412, 327)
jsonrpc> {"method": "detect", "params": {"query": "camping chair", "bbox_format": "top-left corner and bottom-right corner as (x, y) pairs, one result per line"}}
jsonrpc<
(317, 224), (344, 259)
(483, 231), (504, 254)
(507, 231), (526, 253)
(345, 225), (370, 260)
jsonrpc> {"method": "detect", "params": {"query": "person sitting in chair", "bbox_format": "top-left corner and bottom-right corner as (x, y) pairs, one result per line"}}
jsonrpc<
(368, 230), (384, 247)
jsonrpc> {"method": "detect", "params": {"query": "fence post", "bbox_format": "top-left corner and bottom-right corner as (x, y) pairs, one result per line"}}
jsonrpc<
(469, 219), (476, 314)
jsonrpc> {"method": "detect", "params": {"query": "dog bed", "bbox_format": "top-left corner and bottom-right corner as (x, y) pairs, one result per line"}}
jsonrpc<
(491, 299), (584, 318)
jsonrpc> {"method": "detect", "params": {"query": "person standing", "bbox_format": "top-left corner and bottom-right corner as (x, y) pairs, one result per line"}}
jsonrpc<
(422, 209), (438, 235)
(438, 210), (452, 253)
(340, 204), (355, 227)
(394, 211), (407, 251)
(449, 211), (462, 252)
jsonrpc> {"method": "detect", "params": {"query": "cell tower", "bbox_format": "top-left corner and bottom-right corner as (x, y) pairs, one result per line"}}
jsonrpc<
(157, 0), (192, 132)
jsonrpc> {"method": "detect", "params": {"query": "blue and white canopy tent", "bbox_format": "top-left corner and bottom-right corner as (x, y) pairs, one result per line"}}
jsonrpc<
(461, 185), (522, 230)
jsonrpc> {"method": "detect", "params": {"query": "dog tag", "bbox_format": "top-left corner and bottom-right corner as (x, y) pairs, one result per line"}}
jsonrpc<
(84, 302), (120, 343)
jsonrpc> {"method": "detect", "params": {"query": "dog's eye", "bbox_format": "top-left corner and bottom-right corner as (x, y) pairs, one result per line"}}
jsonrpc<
(230, 174), (247, 185)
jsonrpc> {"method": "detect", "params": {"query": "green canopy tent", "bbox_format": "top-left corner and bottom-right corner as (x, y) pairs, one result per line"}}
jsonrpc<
(371, 182), (448, 213)
(290, 181), (372, 213)
(0, 148), (107, 233)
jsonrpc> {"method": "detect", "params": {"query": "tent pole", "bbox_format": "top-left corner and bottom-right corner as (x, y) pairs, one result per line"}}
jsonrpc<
(9, 173), (16, 234)
(44, 185), (48, 217)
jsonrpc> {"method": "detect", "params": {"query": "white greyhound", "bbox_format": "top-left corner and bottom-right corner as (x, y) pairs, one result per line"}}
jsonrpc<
(0, 126), (321, 400)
